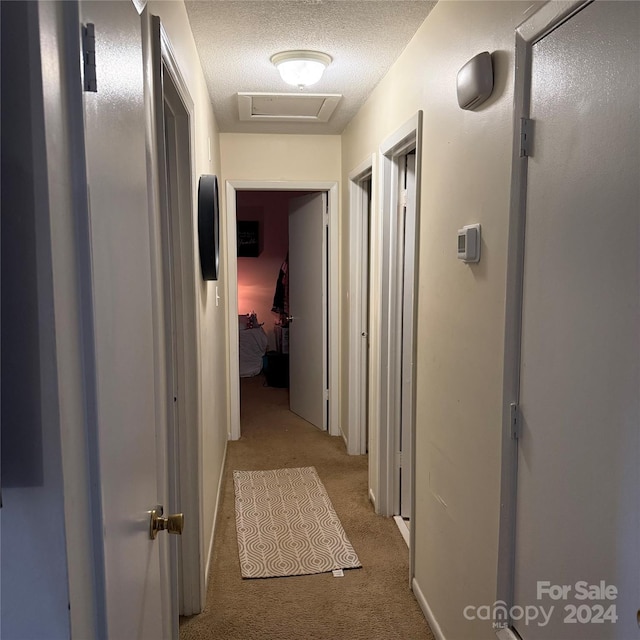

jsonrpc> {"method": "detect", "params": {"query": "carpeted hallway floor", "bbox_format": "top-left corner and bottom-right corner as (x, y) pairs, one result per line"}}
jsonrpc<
(179, 374), (434, 640)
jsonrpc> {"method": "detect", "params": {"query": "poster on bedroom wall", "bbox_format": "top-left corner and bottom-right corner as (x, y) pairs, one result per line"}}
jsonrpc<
(237, 220), (261, 257)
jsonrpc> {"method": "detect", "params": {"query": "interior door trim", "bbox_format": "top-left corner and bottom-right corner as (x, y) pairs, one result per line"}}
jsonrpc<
(347, 155), (374, 455)
(145, 12), (204, 623)
(378, 112), (423, 590)
(496, 0), (592, 631)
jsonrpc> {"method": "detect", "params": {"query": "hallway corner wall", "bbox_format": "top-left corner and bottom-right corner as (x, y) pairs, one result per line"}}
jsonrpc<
(341, 2), (533, 638)
(147, 0), (228, 591)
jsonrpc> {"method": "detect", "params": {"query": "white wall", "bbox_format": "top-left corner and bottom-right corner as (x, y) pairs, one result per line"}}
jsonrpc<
(147, 0), (228, 584)
(341, 2), (534, 638)
(220, 133), (341, 183)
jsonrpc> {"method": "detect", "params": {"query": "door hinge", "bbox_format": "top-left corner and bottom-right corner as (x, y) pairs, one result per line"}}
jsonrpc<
(395, 451), (403, 469)
(399, 188), (408, 208)
(519, 118), (533, 157)
(82, 24), (97, 93)
(324, 389), (329, 401)
(510, 402), (521, 440)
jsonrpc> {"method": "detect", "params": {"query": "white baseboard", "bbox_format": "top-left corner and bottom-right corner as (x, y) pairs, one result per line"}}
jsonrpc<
(412, 577), (446, 640)
(205, 440), (228, 589)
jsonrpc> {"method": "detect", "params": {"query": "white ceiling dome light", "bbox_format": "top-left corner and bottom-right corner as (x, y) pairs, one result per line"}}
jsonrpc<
(270, 50), (332, 89)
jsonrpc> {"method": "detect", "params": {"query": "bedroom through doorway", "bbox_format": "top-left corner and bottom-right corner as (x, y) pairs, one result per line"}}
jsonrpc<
(235, 190), (328, 433)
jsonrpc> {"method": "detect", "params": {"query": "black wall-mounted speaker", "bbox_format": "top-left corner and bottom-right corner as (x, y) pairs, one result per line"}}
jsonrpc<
(198, 174), (220, 280)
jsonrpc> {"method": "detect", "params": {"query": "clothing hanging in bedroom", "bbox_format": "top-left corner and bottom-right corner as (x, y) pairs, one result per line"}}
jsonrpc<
(272, 252), (289, 318)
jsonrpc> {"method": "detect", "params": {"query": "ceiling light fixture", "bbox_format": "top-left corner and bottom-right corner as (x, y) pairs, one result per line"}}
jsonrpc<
(270, 50), (332, 89)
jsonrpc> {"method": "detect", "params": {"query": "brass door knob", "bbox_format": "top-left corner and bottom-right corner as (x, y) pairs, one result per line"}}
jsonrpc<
(149, 505), (184, 540)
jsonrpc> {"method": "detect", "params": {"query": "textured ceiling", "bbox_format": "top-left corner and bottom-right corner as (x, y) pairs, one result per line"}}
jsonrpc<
(185, 1), (436, 134)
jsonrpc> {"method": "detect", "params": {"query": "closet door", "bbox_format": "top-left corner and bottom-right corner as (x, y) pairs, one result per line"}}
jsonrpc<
(512, 3), (640, 638)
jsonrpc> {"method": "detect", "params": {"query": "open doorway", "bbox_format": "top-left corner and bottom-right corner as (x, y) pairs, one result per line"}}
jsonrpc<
(225, 181), (340, 442)
(234, 190), (330, 431)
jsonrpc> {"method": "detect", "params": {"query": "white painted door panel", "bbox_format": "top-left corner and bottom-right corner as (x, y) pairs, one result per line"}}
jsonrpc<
(288, 193), (327, 430)
(513, 3), (639, 639)
(399, 154), (416, 519)
(361, 179), (372, 454)
(79, 2), (165, 637)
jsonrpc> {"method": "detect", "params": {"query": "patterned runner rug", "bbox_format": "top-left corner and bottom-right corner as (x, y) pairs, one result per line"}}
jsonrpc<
(233, 466), (362, 579)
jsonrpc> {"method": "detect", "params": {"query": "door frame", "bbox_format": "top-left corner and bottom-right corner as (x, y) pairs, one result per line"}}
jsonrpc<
(143, 14), (204, 619)
(225, 181), (340, 440)
(347, 155), (375, 455)
(376, 112), (422, 562)
(496, 1), (591, 635)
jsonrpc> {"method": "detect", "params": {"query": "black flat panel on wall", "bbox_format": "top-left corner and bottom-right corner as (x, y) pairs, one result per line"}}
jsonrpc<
(237, 220), (260, 257)
(198, 174), (220, 280)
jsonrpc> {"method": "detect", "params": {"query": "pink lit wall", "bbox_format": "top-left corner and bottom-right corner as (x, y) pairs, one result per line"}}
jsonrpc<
(236, 191), (293, 350)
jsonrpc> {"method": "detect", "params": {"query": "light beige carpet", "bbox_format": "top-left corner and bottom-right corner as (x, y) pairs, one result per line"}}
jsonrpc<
(234, 466), (361, 578)
(179, 374), (435, 639)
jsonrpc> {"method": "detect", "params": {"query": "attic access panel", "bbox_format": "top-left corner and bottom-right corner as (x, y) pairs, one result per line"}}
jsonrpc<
(238, 92), (341, 123)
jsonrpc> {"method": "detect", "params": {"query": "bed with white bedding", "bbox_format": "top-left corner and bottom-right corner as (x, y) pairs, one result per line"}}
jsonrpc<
(238, 314), (268, 377)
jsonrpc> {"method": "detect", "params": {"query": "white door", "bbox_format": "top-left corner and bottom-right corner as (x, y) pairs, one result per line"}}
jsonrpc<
(513, 2), (639, 639)
(361, 178), (372, 454)
(79, 2), (168, 637)
(398, 153), (416, 519)
(288, 193), (327, 430)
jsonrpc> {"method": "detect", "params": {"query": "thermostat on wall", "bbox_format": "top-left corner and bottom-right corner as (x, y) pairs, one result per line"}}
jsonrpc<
(457, 224), (481, 263)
